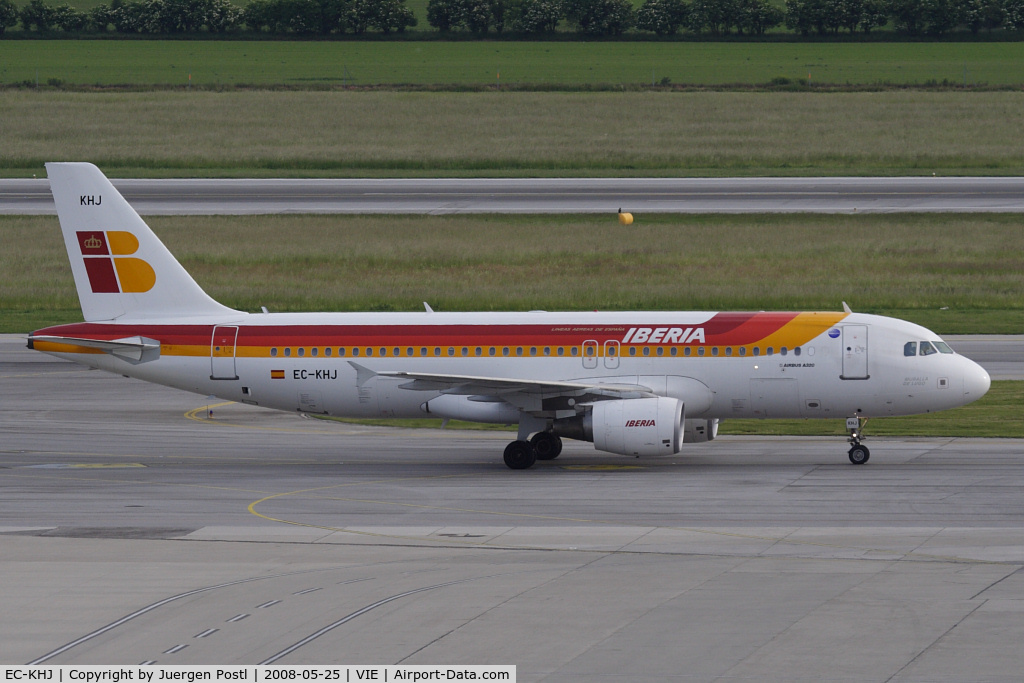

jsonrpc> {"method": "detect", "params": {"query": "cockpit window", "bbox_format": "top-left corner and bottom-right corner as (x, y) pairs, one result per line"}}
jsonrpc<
(934, 341), (954, 354)
(919, 341), (938, 356)
(904, 342), (917, 357)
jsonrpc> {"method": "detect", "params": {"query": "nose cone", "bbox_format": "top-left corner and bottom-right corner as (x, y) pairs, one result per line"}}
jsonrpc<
(962, 358), (991, 405)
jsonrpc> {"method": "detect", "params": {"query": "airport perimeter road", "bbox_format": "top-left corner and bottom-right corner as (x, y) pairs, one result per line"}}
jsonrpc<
(5, 177), (1024, 214)
(945, 335), (1024, 380)
(3, 336), (1024, 678)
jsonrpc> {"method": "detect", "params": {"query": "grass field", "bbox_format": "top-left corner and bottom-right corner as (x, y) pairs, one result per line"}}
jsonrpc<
(3, 40), (1024, 88)
(319, 380), (1024, 438)
(4, 90), (1024, 177)
(3, 212), (1022, 333)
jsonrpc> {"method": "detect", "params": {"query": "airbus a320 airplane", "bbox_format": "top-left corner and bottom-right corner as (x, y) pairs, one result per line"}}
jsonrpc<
(29, 163), (991, 469)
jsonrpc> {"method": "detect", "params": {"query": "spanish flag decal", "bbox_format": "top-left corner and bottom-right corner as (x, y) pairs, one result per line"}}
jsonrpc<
(271, 370), (285, 379)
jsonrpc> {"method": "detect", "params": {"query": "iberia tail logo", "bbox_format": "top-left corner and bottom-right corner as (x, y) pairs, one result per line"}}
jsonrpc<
(77, 231), (156, 293)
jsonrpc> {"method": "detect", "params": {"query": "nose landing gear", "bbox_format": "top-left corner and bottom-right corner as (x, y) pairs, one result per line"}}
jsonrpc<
(846, 416), (870, 465)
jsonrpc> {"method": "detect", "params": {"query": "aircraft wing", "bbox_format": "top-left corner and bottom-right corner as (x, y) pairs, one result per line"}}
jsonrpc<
(365, 367), (656, 399)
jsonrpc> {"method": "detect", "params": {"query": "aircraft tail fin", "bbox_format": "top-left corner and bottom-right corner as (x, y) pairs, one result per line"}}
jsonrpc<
(46, 162), (239, 322)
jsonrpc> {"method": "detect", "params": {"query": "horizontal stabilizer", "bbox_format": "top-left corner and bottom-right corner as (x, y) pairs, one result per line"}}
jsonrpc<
(29, 335), (161, 363)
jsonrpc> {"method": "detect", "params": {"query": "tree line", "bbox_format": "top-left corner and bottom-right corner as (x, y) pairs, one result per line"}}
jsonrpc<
(2, 0), (1023, 37)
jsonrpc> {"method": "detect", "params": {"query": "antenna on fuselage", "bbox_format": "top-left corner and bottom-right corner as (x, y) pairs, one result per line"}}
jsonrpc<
(842, 301), (853, 313)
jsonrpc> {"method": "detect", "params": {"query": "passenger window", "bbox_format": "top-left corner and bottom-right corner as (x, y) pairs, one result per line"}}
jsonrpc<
(657, 347), (664, 356)
(448, 347), (455, 356)
(739, 347), (746, 357)
(461, 347), (468, 356)
(698, 347), (705, 356)
(684, 347), (691, 357)
(794, 347), (801, 357)
(712, 347), (719, 357)
(643, 347), (650, 356)
(571, 347), (579, 357)
(297, 348), (305, 357)
(420, 347), (427, 356)
(489, 347), (496, 356)
(503, 347), (510, 356)
(406, 347), (413, 356)
(725, 347), (732, 357)
(904, 342), (917, 357)
(380, 347), (387, 356)
(529, 347), (537, 356)
(351, 348), (358, 357)
(311, 348), (318, 357)
(557, 347), (564, 356)
(366, 348), (373, 356)
(325, 348), (332, 357)
(920, 341), (937, 356)
(766, 347), (774, 356)
(780, 347), (788, 356)
(475, 347), (482, 356)
(271, 348), (278, 357)
(516, 347), (524, 356)
(752, 347), (759, 356)
(543, 347), (551, 356)
(338, 348), (346, 357)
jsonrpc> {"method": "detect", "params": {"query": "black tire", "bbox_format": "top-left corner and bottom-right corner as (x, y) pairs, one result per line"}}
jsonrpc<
(531, 432), (563, 460)
(848, 445), (870, 465)
(504, 440), (537, 470)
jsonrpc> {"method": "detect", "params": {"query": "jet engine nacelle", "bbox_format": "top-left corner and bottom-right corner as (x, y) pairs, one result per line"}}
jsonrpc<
(683, 418), (719, 443)
(552, 397), (684, 456)
(592, 397), (685, 456)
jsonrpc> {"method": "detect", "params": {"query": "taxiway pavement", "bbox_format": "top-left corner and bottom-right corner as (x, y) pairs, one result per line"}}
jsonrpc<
(2, 336), (1024, 680)
(6, 177), (1024, 214)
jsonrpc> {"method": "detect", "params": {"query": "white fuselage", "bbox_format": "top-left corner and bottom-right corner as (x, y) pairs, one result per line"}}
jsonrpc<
(32, 310), (991, 425)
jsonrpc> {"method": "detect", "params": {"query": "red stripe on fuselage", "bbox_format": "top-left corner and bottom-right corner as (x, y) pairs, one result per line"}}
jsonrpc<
(702, 312), (800, 346)
(33, 315), (807, 349)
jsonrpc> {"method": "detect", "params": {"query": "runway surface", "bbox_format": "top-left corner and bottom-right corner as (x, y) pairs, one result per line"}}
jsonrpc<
(2, 335), (1024, 679)
(5, 177), (1024, 214)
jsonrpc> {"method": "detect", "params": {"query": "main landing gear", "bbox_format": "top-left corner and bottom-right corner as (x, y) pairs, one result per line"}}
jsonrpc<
(502, 432), (563, 470)
(846, 416), (870, 465)
(531, 431), (563, 460)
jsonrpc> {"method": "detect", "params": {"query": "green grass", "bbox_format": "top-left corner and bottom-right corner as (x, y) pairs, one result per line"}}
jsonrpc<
(3, 41), (1024, 88)
(5, 90), (1024, 177)
(3, 212), (1022, 333)
(317, 381), (1024, 438)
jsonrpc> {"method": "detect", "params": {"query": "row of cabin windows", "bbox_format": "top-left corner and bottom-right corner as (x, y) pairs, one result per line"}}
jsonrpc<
(623, 345), (804, 358)
(268, 345), (808, 358)
(270, 346), (584, 358)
